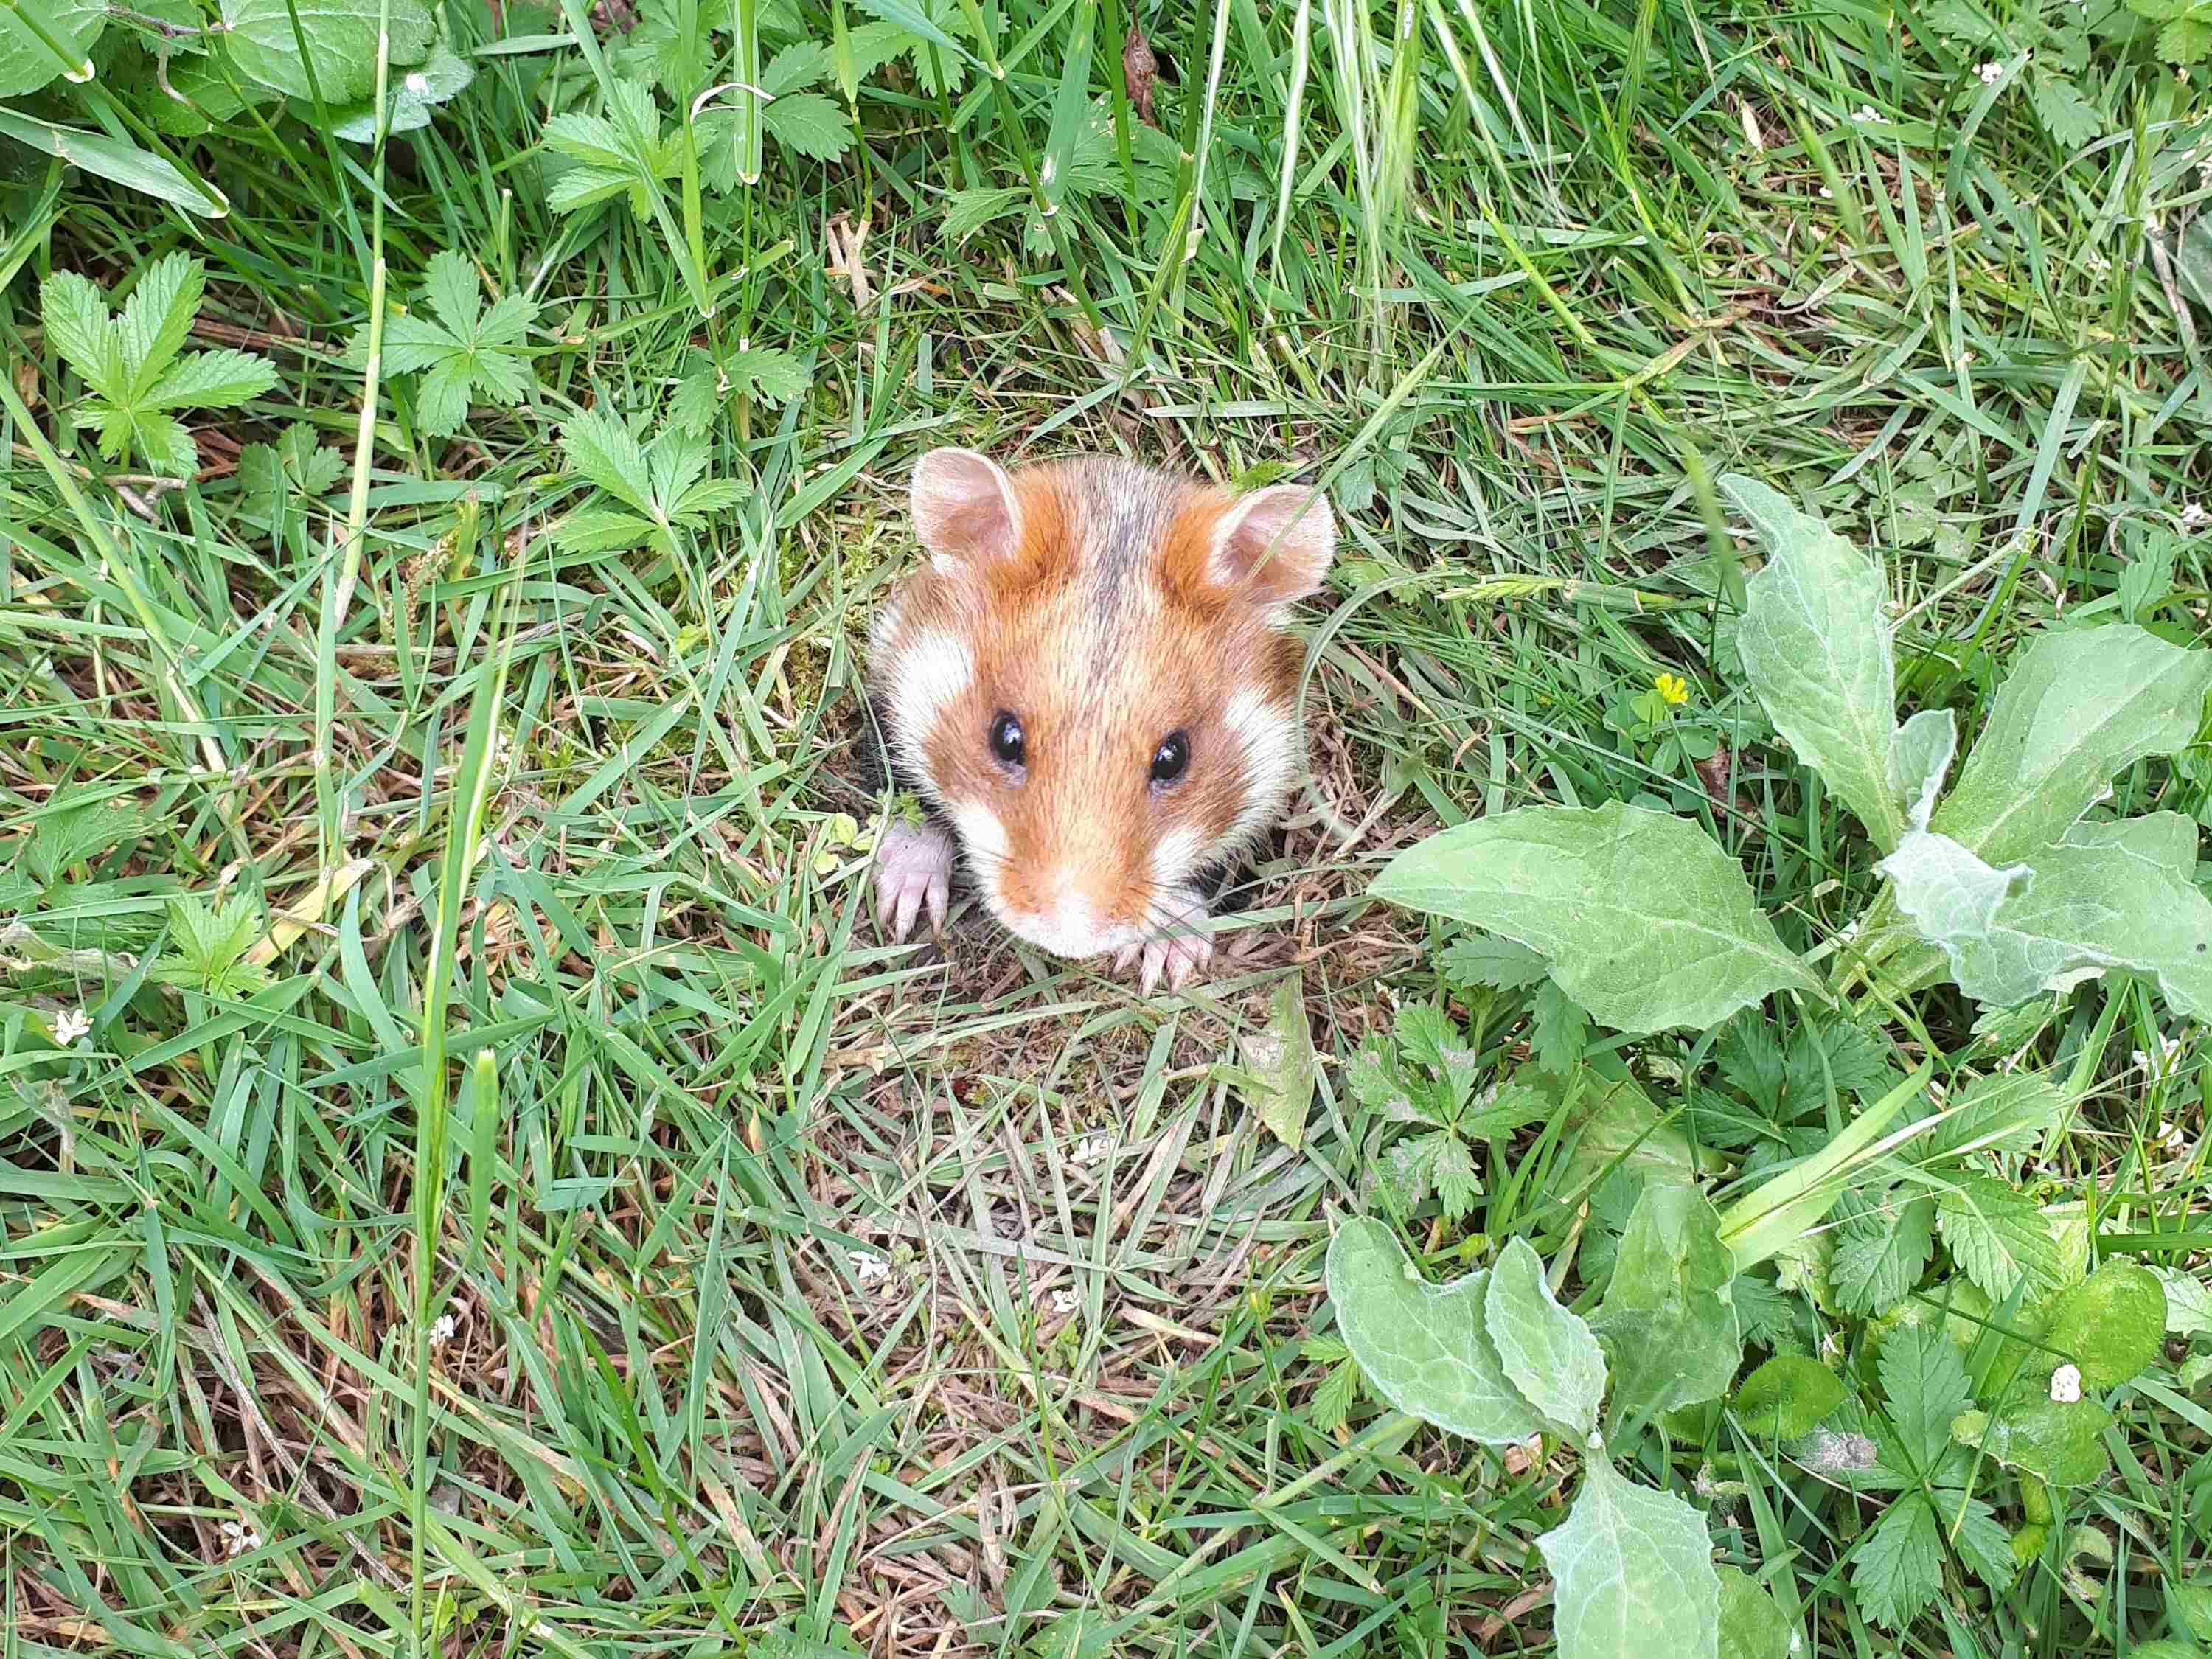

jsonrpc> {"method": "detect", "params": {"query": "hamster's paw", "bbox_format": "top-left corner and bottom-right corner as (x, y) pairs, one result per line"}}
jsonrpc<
(1117, 893), (1214, 994)
(873, 818), (954, 942)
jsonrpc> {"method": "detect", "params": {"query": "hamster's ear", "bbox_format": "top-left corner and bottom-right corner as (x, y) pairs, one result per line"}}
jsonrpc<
(1209, 484), (1336, 605)
(911, 448), (1020, 568)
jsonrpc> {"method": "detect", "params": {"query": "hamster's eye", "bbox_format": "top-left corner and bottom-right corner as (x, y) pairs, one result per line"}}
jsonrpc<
(989, 711), (1026, 767)
(1150, 731), (1190, 785)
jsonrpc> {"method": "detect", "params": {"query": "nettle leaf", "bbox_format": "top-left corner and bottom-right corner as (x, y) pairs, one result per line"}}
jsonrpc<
(1937, 1172), (2065, 1301)
(1882, 815), (2212, 1018)
(1324, 1218), (1547, 1447)
(1721, 474), (1905, 852)
(1852, 1492), (1942, 1631)
(1486, 1236), (1607, 1442)
(1371, 801), (1823, 1035)
(1919, 1068), (2065, 1162)
(1930, 625), (2212, 866)
(2042, 1260), (2166, 1388)
(1440, 931), (1551, 992)
(1593, 1183), (1742, 1416)
(0, 0), (105, 96)
(222, 0), (435, 102)
(1535, 1456), (1720, 1659)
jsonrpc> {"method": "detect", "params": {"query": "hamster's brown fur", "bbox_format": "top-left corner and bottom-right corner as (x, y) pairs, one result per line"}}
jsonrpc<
(868, 449), (1335, 990)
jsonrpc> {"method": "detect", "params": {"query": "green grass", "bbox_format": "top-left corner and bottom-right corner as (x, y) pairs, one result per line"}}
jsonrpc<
(3, 0), (2210, 1653)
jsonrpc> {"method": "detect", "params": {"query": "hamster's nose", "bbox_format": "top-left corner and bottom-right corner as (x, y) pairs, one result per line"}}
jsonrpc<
(1002, 872), (1124, 959)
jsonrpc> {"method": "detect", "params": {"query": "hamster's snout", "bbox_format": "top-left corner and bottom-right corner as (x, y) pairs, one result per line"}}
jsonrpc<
(992, 865), (1141, 960)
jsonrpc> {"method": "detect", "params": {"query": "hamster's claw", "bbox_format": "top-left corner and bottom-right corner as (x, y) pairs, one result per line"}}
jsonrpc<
(874, 819), (954, 942)
(1117, 896), (1214, 994)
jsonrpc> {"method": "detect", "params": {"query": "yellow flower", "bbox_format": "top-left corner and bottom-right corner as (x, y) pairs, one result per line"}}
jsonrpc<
(1653, 672), (1690, 707)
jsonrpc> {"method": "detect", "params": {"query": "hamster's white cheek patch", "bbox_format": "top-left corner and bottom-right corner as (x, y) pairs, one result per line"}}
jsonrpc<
(1222, 688), (1298, 844)
(889, 629), (974, 754)
(1151, 824), (1206, 888)
(947, 801), (1011, 905)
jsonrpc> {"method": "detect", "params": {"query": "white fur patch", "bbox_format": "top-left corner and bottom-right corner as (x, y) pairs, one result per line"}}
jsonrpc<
(887, 628), (973, 777)
(946, 799), (1011, 917)
(1151, 823), (1206, 889)
(1222, 687), (1301, 852)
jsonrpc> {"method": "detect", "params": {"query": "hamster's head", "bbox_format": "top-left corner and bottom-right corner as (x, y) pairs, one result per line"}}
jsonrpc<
(869, 449), (1336, 960)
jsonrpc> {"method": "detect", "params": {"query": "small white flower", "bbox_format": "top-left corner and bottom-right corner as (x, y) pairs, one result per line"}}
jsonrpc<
(1851, 105), (1882, 123)
(1977, 61), (2003, 84)
(428, 1313), (458, 1347)
(1071, 1131), (1116, 1166)
(1048, 1288), (1079, 1315)
(2134, 1032), (2186, 1077)
(219, 1519), (262, 1558)
(2182, 503), (2208, 530)
(2050, 1363), (2082, 1403)
(850, 1251), (890, 1285)
(404, 72), (431, 94)
(52, 1006), (91, 1047)
(1819, 186), (1834, 198)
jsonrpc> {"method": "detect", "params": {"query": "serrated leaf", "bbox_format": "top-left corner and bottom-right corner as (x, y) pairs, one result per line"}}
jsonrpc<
(116, 251), (202, 397)
(1829, 1194), (1933, 1316)
(1371, 801), (1823, 1035)
(147, 348), (278, 409)
(25, 794), (158, 886)
(1851, 1492), (1941, 1631)
(1531, 978), (1590, 1073)
(2156, 1265), (2212, 1338)
(1371, 1133), (1440, 1215)
(1536, 1457), (1719, 1659)
(1720, 474), (1904, 853)
(1919, 1068), (2065, 1162)
(237, 421), (344, 516)
(0, 0), (105, 96)
(1930, 625), (2212, 865)
(763, 91), (851, 161)
(1440, 931), (1551, 991)
(1947, 1493), (2017, 1593)
(1459, 1077), (1555, 1141)
(38, 269), (116, 391)
(2157, 15), (2212, 60)
(1937, 1173), (2064, 1301)
(1884, 815), (2212, 1018)
(1241, 973), (1314, 1151)
(1889, 708), (1957, 834)
(942, 185), (1026, 243)
(1431, 1135), (1482, 1217)
(2042, 1259), (2166, 1388)
(1952, 1397), (2114, 1486)
(1732, 1354), (1846, 1439)
(1486, 1235), (1607, 1441)
(1593, 1183), (1742, 1416)
(221, 0), (435, 102)
(1324, 1217), (1546, 1447)
(563, 408), (655, 515)
(1879, 1321), (1975, 1475)
(2030, 78), (2102, 147)
(726, 344), (807, 406)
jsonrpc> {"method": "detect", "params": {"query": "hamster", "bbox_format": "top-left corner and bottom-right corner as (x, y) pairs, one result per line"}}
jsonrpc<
(865, 448), (1337, 991)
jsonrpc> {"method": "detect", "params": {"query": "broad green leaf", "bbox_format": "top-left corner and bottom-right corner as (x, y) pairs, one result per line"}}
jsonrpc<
(1731, 1355), (1845, 1439)
(1558, 1074), (1694, 1201)
(0, 0), (104, 95)
(1918, 1069), (2065, 1162)
(1324, 1218), (1545, 1447)
(148, 348), (278, 409)
(562, 408), (655, 515)
(1535, 1455), (1719, 1659)
(116, 251), (202, 396)
(223, 0), (435, 102)
(0, 105), (225, 216)
(1950, 1399), (2113, 1486)
(1937, 1173), (2064, 1301)
(1888, 708), (1956, 833)
(1486, 1236), (1607, 1443)
(1720, 474), (1903, 852)
(35, 268), (116, 391)
(1371, 801), (1823, 1034)
(1716, 1568), (1796, 1659)
(2042, 1260), (2166, 1388)
(1930, 625), (2212, 865)
(1829, 1193), (1933, 1315)
(1240, 973), (1314, 1151)
(1884, 815), (2212, 1018)
(330, 35), (475, 142)
(763, 91), (851, 160)
(1593, 1183), (1742, 1417)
